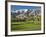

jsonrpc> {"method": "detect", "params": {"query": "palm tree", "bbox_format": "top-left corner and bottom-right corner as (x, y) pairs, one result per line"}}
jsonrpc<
(27, 9), (31, 17)
(22, 10), (24, 14)
(17, 11), (20, 15)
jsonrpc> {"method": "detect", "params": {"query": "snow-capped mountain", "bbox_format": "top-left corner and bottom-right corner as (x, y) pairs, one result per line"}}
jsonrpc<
(11, 9), (41, 17)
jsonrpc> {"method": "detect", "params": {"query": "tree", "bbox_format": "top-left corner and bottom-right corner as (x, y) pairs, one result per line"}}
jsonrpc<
(22, 10), (24, 14)
(17, 11), (20, 15)
(27, 9), (31, 17)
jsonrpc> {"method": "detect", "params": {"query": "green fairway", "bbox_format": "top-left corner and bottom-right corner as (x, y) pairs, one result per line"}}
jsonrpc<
(11, 20), (41, 31)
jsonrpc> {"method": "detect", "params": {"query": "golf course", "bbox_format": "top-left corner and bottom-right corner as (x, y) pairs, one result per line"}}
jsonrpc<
(11, 16), (41, 31)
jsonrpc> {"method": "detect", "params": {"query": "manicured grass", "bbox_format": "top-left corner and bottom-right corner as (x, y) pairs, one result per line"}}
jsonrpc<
(11, 20), (41, 31)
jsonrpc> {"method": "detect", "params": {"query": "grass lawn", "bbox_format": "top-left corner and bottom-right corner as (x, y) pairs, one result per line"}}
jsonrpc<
(11, 20), (41, 31)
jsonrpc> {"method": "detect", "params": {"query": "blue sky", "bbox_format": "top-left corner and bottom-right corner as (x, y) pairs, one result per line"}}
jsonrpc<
(11, 5), (41, 11)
